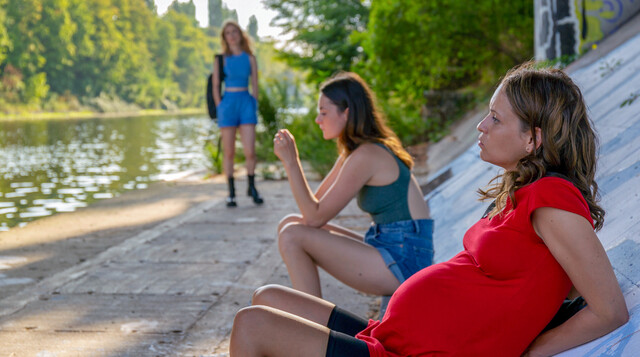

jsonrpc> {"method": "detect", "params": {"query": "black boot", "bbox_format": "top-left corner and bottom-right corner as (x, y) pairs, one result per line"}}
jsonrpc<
(226, 176), (237, 207)
(247, 174), (264, 205)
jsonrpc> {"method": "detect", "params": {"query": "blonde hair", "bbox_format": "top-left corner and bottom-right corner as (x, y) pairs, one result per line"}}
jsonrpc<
(479, 62), (605, 230)
(220, 20), (253, 56)
(319, 72), (414, 169)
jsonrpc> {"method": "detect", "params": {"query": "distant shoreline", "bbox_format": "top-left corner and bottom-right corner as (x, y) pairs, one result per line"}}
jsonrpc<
(0, 108), (207, 121)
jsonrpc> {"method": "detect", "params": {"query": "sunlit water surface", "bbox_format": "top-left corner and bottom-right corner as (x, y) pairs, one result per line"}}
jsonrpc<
(0, 115), (216, 231)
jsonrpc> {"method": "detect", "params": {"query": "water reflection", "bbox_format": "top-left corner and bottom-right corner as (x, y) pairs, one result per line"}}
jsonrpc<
(0, 115), (216, 231)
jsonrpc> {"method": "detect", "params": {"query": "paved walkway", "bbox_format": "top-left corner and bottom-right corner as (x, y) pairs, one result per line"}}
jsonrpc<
(0, 177), (376, 356)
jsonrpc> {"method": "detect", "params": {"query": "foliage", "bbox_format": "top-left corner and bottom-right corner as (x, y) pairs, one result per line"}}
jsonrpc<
(264, 0), (369, 85)
(360, 0), (534, 144)
(0, 0), (9, 65)
(168, 0), (195, 21)
(222, 3), (238, 23)
(247, 15), (258, 40)
(254, 43), (310, 162)
(207, 0), (222, 28)
(365, 0), (533, 94)
(204, 138), (223, 174)
(262, 0), (533, 147)
(144, 0), (155, 12)
(0, 0), (217, 112)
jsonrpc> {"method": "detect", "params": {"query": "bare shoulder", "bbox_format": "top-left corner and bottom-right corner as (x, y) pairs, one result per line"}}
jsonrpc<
(346, 143), (396, 171)
(349, 143), (386, 160)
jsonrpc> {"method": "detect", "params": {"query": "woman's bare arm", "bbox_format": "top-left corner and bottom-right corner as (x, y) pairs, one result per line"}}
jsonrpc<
(249, 55), (259, 100)
(274, 129), (377, 227)
(525, 208), (629, 356)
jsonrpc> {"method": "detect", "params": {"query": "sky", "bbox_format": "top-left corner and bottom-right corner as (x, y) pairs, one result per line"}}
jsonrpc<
(154, 0), (283, 41)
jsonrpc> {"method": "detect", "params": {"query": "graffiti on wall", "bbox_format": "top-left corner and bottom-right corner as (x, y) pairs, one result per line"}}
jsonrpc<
(535, 0), (640, 60)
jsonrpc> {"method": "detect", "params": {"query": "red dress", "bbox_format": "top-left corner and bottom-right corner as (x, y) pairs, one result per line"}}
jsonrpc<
(356, 177), (593, 356)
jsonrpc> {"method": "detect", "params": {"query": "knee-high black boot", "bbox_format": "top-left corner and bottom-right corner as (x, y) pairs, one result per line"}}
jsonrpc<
(247, 174), (264, 205)
(226, 176), (237, 207)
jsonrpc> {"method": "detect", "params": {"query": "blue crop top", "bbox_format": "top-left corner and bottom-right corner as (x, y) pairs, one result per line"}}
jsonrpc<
(356, 144), (413, 224)
(223, 52), (251, 88)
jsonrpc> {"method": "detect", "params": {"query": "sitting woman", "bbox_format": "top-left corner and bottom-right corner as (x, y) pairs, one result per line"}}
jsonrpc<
(228, 63), (629, 356)
(273, 72), (433, 298)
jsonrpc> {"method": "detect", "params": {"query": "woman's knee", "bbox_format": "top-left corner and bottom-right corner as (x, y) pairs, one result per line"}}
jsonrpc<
(223, 149), (235, 161)
(252, 284), (288, 306)
(277, 214), (302, 234)
(232, 305), (269, 344)
(244, 150), (257, 162)
(278, 223), (305, 256)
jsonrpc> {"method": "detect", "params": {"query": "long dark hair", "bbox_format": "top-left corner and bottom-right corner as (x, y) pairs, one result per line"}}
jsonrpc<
(479, 62), (605, 230)
(319, 72), (413, 168)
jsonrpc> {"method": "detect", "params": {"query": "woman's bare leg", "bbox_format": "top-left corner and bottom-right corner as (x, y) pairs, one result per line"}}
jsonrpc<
(221, 126), (237, 177)
(277, 214), (363, 241)
(278, 221), (400, 297)
(230, 305), (329, 357)
(238, 124), (256, 175)
(252, 284), (336, 325)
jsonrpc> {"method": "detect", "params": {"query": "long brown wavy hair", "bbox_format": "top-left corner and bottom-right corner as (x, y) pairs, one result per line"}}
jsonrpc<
(220, 20), (253, 56)
(478, 62), (605, 230)
(319, 72), (414, 169)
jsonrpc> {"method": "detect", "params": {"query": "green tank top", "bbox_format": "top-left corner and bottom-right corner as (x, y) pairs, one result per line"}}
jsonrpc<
(356, 143), (412, 224)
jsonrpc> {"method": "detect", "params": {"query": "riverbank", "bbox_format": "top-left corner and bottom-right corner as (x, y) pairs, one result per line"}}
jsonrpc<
(0, 108), (206, 121)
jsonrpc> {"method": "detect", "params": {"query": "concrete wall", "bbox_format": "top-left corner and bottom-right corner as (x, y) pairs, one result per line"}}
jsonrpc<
(535, 0), (640, 60)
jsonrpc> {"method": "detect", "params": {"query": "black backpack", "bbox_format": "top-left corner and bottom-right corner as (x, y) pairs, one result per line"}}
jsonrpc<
(206, 54), (224, 120)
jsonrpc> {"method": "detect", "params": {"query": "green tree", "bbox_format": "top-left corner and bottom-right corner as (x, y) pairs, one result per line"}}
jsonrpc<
(222, 4), (238, 23)
(163, 9), (211, 107)
(355, 0), (534, 144)
(5, 0), (46, 80)
(38, 0), (77, 94)
(365, 0), (533, 95)
(247, 15), (258, 40)
(144, 0), (156, 12)
(169, 0), (196, 20)
(264, 0), (369, 84)
(208, 0), (222, 27)
(0, 0), (11, 65)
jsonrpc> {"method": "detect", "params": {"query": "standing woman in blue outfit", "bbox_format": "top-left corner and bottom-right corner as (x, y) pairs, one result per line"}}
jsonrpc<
(213, 20), (264, 207)
(273, 72), (434, 298)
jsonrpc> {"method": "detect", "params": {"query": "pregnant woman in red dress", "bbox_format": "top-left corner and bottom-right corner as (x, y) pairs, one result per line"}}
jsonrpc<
(228, 63), (629, 356)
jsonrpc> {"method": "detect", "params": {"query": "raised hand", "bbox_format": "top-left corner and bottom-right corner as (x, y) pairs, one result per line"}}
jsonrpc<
(273, 129), (299, 166)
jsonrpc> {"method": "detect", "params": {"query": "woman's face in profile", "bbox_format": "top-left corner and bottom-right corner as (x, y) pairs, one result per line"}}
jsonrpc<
(315, 94), (348, 140)
(476, 87), (533, 170)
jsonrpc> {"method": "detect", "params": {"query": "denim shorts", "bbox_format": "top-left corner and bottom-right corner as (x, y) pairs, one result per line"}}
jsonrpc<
(217, 91), (258, 128)
(364, 219), (434, 283)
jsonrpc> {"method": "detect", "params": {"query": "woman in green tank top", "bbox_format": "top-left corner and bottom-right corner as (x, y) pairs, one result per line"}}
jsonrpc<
(272, 72), (434, 298)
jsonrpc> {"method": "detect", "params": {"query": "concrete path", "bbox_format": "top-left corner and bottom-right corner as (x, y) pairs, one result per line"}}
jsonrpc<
(0, 178), (376, 356)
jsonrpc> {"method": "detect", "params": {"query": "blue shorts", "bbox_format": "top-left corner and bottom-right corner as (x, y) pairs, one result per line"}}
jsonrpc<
(364, 219), (434, 283)
(217, 91), (258, 128)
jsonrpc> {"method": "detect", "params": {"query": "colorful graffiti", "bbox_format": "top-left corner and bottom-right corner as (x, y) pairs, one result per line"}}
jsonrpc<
(535, 0), (640, 60)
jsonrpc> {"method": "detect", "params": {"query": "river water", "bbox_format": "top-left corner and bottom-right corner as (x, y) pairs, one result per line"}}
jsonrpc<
(0, 114), (216, 231)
